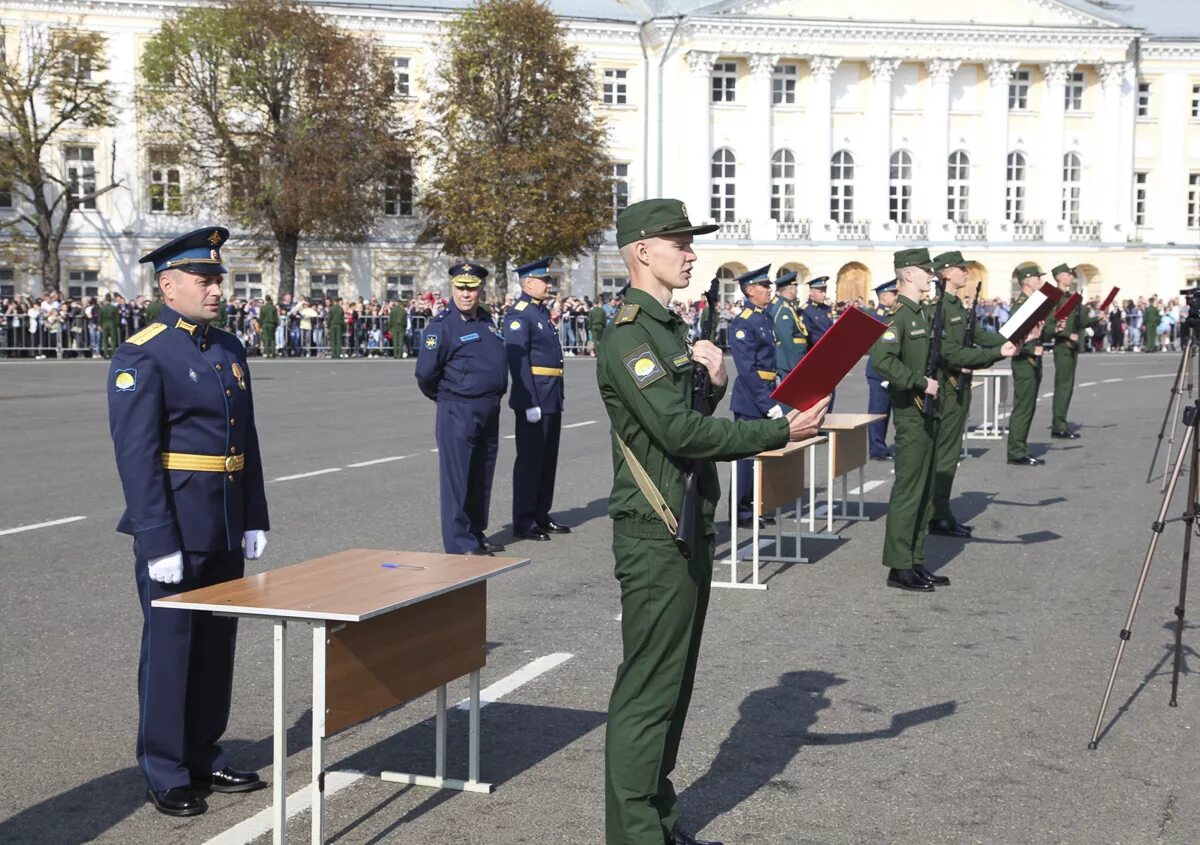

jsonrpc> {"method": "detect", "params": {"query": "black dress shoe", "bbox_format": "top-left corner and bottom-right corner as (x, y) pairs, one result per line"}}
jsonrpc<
(465, 547), (494, 556)
(928, 519), (971, 538)
(870, 452), (894, 461)
(538, 520), (571, 534)
(736, 516), (774, 529)
(147, 786), (207, 816)
(514, 528), (551, 541)
(887, 568), (934, 592)
(1007, 456), (1044, 466)
(1050, 431), (1081, 439)
(480, 541), (506, 553)
(953, 520), (974, 534)
(672, 827), (723, 845)
(192, 767), (266, 794)
(914, 564), (950, 586)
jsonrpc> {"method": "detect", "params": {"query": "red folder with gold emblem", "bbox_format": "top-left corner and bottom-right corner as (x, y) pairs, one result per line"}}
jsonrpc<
(770, 307), (888, 412)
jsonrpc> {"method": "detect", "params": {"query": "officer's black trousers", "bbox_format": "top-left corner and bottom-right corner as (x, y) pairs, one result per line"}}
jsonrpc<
(436, 397), (500, 553)
(512, 411), (562, 532)
(134, 546), (243, 790)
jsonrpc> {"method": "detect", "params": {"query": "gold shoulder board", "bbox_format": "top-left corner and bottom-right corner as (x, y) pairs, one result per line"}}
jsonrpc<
(125, 323), (167, 346)
(615, 303), (640, 325)
(515, 301), (529, 311)
(739, 308), (752, 319)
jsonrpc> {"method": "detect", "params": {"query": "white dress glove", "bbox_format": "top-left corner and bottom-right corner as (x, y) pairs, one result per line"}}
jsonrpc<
(244, 529), (268, 560)
(767, 404), (784, 420)
(147, 551), (184, 584)
(525, 406), (542, 423)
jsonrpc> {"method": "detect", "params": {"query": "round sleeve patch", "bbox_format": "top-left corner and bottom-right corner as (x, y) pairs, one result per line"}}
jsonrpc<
(735, 330), (745, 339)
(509, 320), (521, 330)
(424, 334), (439, 350)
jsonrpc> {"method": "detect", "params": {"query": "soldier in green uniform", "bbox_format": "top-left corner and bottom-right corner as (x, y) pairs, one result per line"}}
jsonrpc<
(928, 252), (1016, 537)
(1144, 295), (1161, 353)
(1007, 265), (1053, 465)
(211, 295), (228, 329)
(768, 270), (807, 378)
(587, 296), (608, 355)
(869, 248), (947, 593)
(145, 289), (164, 323)
(259, 295), (278, 358)
(600, 198), (829, 845)
(327, 297), (345, 359)
(389, 299), (408, 358)
(99, 293), (119, 358)
(1049, 263), (1101, 438)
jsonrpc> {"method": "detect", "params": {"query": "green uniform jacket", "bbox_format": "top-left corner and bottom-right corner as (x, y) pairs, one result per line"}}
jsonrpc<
(1054, 298), (1100, 350)
(869, 294), (933, 412)
(258, 301), (278, 328)
(327, 304), (344, 332)
(212, 297), (227, 328)
(99, 302), (118, 326)
(1010, 292), (1053, 363)
(145, 299), (163, 322)
(938, 293), (1005, 377)
(389, 304), (407, 336)
(769, 295), (807, 375)
(587, 305), (607, 344)
(597, 287), (789, 539)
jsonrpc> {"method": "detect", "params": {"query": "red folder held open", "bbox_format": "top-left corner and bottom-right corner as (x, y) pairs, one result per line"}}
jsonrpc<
(1099, 286), (1120, 312)
(771, 307), (888, 412)
(1054, 292), (1082, 321)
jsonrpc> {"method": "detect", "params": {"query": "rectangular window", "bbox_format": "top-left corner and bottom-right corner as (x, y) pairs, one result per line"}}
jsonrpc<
(602, 68), (627, 105)
(1137, 81), (1151, 117)
(67, 269), (99, 299)
(772, 63), (797, 105)
(610, 162), (629, 221)
(1193, 84), (1200, 119)
(64, 145), (97, 209)
(1064, 71), (1085, 111)
(1008, 69), (1030, 110)
(1189, 174), (1200, 229)
(711, 62), (737, 103)
(600, 276), (627, 295)
(385, 272), (415, 301)
(310, 273), (339, 301)
(0, 178), (12, 209)
(147, 147), (183, 214)
(1134, 172), (1148, 226)
(64, 51), (92, 81)
(233, 271), (263, 301)
(383, 157), (414, 216)
(391, 57), (410, 98)
(0, 267), (13, 298)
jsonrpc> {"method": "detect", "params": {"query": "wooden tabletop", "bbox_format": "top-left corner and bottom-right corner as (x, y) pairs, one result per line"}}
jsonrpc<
(821, 413), (887, 431)
(152, 549), (530, 622)
(756, 434), (826, 458)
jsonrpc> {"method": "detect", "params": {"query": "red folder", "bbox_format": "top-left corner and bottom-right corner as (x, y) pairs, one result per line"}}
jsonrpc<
(1054, 292), (1082, 321)
(771, 307), (888, 411)
(999, 282), (1063, 346)
(1099, 286), (1120, 312)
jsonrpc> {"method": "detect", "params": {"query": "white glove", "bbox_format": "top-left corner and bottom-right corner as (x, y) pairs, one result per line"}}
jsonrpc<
(244, 529), (268, 560)
(767, 404), (784, 420)
(881, 380), (890, 389)
(525, 406), (542, 423)
(147, 552), (184, 584)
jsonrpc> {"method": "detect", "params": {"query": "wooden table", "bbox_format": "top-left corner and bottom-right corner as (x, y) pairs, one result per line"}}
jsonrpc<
(806, 413), (887, 538)
(965, 368), (1010, 439)
(718, 435), (825, 590)
(154, 549), (529, 845)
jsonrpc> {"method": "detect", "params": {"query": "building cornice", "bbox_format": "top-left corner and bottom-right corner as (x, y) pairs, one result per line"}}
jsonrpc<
(715, 0), (1121, 29)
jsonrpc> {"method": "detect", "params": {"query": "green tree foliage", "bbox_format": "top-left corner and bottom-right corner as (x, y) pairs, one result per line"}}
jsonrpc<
(140, 0), (408, 297)
(0, 25), (118, 292)
(420, 0), (611, 293)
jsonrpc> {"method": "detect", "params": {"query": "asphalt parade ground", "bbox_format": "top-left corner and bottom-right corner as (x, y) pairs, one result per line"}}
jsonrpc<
(2, 349), (1199, 845)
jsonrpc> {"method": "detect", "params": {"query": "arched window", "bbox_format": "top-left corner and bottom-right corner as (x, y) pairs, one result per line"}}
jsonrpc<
(1005, 152), (1026, 223)
(947, 151), (970, 222)
(830, 150), (854, 223)
(888, 150), (913, 223)
(1062, 152), (1082, 223)
(710, 148), (736, 222)
(771, 149), (796, 222)
(716, 263), (741, 302)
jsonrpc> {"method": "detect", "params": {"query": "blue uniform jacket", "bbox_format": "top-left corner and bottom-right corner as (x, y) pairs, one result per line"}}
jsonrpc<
(767, 294), (807, 376)
(416, 305), (508, 402)
(729, 303), (778, 417)
(107, 306), (269, 560)
(864, 305), (889, 380)
(504, 293), (565, 414)
(802, 300), (834, 348)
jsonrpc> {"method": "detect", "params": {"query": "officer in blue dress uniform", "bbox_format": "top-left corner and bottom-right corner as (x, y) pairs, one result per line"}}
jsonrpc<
(108, 227), (270, 818)
(767, 269), (807, 379)
(729, 265), (783, 528)
(416, 262), (509, 555)
(865, 279), (898, 460)
(800, 275), (834, 346)
(505, 256), (571, 541)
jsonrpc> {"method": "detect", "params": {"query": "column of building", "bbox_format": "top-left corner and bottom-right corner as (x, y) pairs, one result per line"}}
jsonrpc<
(746, 53), (778, 240)
(983, 60), (1018, 242)
(1039, 62), (1073, 239)
(805, 56), (840, 236)
(922, 58), (960, 237)
(685, 51), (715, 224)
(865, 57), (900, 240)
(1098, 62), (1129, 241)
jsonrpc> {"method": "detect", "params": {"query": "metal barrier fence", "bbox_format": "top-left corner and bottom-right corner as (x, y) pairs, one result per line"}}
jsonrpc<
(0, 312), (147, 359)
(264, 314), (429, 358)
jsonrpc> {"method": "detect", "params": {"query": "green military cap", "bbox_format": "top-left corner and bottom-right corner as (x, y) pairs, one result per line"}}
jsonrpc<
(931, 250), (968, 272)
(1015, 264), (1046, 281)
(893, 247), (934, 272)
(1050, 263), (1075, 277)
(616, 198), (719, 248)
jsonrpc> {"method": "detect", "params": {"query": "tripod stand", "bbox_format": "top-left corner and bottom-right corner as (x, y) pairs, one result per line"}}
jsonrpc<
(1089, 398), (1199, 749)
(1148, 333), (1200, 490)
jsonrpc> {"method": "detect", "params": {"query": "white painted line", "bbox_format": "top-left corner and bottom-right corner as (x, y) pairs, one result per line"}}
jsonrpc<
(1078, 381), (1097, 387)
(201, 770), (364, 845)
(615, 612), (622, 621)
(345, 455), (409, 468)
(429, 448), (439, 453)
(563, 420), (597, 430)
(270, 467), (342, 483)
(1138, 373), (1175, 380)
(848, 480), (887, 496)
(1041, 392), (1054, 399)
(455, 652), (573, 710)
(504, 434), (516, 440)
(1102, 378), (1123, 384)
(0, 515), (86, 537)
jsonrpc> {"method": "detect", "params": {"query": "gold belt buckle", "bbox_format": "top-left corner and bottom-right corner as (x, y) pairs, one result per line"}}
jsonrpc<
(225, 455), (238, 472)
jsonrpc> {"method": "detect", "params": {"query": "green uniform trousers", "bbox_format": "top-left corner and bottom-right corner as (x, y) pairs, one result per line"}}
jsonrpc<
(330, 326), (343, 358)
(1007, 357), (1042, 460)
(881, 403), (937, 570)
(262, 326), (277, 357)
(606, 531), (712, 845)
(101, 325), (117, 358)
(930, 380), (970, 523)
(1051, 346), (1077, 435)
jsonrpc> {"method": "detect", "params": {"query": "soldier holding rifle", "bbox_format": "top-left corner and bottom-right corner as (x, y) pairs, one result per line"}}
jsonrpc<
(598, 199), (829, 845)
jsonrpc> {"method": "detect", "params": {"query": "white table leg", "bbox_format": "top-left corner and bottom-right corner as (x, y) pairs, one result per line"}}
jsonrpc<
(857, 464), (866, 518)
(380, 675), (492, 793)
(751, 458), (761, 587)
(435, 685), (447, 780)
(808, 446), (816, 532)
(468, 669), (482, 786)
(274, 620), (287, 845)
(728, 459), (739, 583)
(826, 437), (835, 534)
(311, 622), (325, 845)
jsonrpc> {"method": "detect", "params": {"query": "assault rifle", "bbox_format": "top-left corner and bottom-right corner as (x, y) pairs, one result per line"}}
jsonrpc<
(958, 280), (983, 403)
(921, 277), (947, 420)
(674, 277), (720, 560)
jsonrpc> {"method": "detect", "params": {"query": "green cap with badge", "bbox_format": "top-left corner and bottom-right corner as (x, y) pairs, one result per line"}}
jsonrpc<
(616, 198), (720, 248)
(1050, 263), (1075, 277)
(894, 247), (934, 272)
(932, 250), (968, 272)
(1016, 264), (1046, 281)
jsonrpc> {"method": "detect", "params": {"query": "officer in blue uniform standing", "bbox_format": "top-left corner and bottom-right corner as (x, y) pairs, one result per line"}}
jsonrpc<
(416, 262), (509, 556)
(506, 256), (571, 541)
(729, 265), (783, 528)
(800, 275), (834, 346)
(864, 279), (898, 460)
(767, 269), (807, 379)
(108, 227), (270, 818)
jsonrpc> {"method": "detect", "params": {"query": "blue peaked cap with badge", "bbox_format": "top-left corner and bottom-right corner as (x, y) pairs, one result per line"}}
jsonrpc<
(774, 270), (798, 287)
(449, 261), (489, 288)
(139, 227), (230, 275)
(808, 276), (830, 290)
(874, 278), (898, 295)
(515, 256), (554, 279)
(735, 265), (772, 287)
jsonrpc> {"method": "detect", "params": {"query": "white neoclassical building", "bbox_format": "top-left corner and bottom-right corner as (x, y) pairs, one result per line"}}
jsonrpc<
(3, 0), (1199, 304)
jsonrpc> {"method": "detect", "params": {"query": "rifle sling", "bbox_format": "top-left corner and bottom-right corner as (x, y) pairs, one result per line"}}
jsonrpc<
(616, 436), (679, 536)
